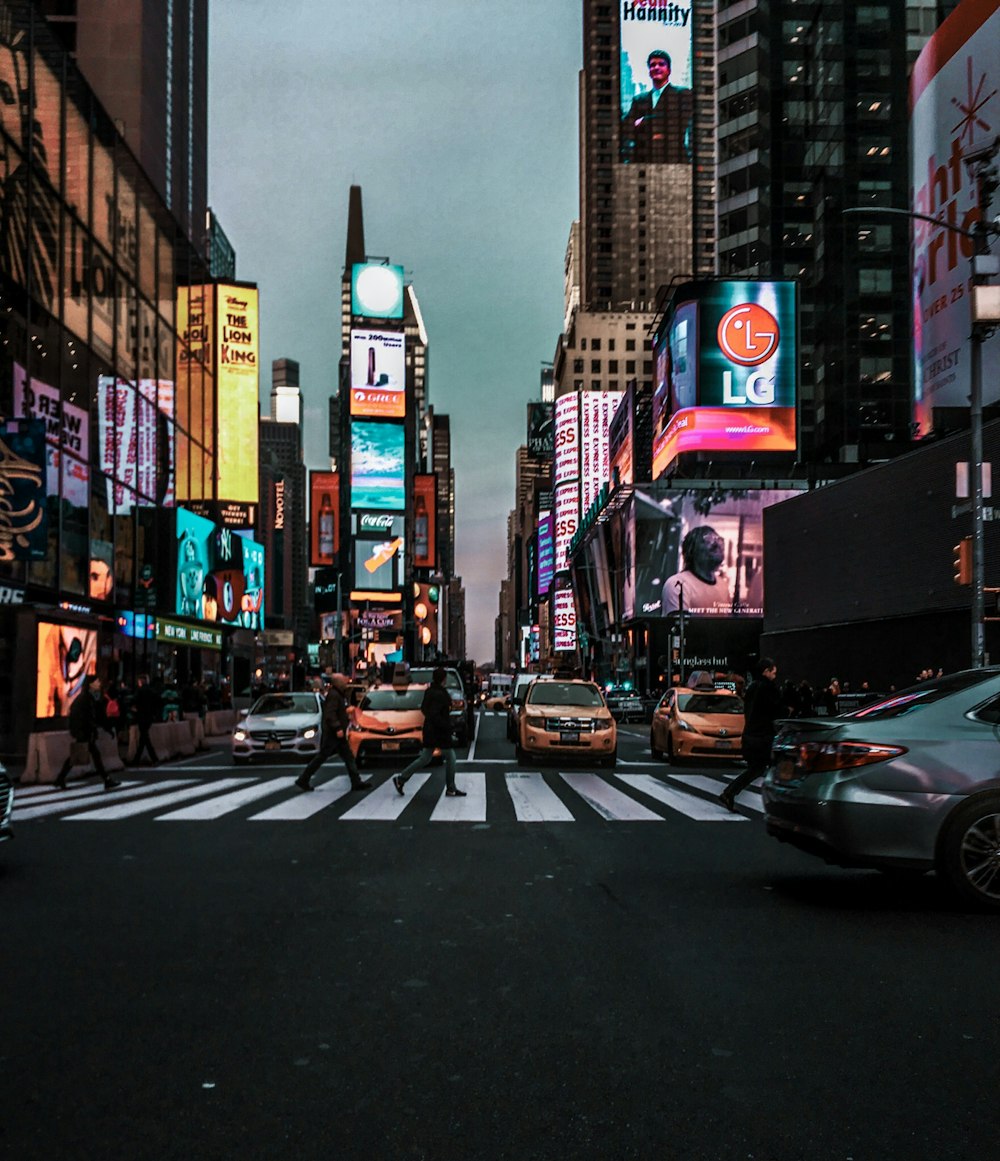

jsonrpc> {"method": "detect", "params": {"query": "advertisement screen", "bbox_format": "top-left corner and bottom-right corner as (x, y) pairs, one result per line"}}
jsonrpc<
(619, 1), (694, 165)
(653, 281), (798, 478)
(527, 402), (554, 456)
(554, 394), (580, 486)
(175, 284), (214, 504)
(176, 508), (265, 628)
(537, 509), (555, 598)
(353, 513), (405, 593)
(0, 418), (47, 560)
(13, 363), (89, 509)
(626, 488), (799, 618)
(580, 391), (624, 513)
(350, 329), (406, 418)
(215, 284), (259, 504)
(609, 388), (634, 486)
(554, 482), (580, 573)
(911, 0), (1000, 432)
(351, 422), (405, 511)
(310, 471), (340, 567)
(351, 263), (405, 319)
(412, 474), (437, 568)
(553, 588), (578, 652)
(97, 376), (176, 513)
(37, 622), (96, 717)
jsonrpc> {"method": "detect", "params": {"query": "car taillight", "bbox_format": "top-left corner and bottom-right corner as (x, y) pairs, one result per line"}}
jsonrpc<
(792, 740), (907, 772)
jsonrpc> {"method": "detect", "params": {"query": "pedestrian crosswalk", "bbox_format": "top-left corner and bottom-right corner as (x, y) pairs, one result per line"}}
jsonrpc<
(11, 769), (762, 825)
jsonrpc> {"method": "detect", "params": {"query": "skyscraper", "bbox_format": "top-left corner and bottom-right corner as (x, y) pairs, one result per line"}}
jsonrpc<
(38, 0), (208, 249)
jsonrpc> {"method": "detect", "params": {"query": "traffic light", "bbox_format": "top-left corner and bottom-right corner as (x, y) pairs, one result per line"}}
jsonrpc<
(953, 537), (973, 585)
(413, 582), (439, 648)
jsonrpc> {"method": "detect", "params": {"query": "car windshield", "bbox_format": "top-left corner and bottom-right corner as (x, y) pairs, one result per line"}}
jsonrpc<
(844, 670), (1000, 719)
(526, 682), (603, 708)
(677, 694), (744, 715)
(409, 669), (463, 693)
(361, 688), (427, 711)
(251, 694), (317, 715)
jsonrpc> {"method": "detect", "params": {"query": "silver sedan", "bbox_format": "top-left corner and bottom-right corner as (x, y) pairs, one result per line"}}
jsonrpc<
(232, 692), (323, 764)
(762, 668), (1000, 909)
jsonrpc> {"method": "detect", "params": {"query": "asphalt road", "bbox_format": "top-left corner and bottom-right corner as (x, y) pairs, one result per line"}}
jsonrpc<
(3, 711), (996, 1161)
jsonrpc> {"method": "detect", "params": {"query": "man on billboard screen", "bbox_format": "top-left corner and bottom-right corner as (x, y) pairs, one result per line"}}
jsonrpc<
(621, 48), (693, 164)
(619, 2), (694, 166)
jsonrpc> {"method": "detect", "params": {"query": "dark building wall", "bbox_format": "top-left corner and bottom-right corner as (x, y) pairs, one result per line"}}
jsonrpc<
(762, 420), (1000, 685)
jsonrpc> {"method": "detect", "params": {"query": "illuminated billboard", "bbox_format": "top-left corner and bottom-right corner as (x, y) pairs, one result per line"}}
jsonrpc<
(537, 508), (555, 598)
(609, 387), (635, 485)
(37, 622), (96, 717)
(527, 402), (554, 455)
(412, 474), (437, 568)
(175, 284), (214, 505)
(0, 418), (47, 561)
(625, 487), (799, 619)
(619, 1), (694, 165)
(350, 329), (406, 418)
(911, 0), (1000, 433)
(310, 471), (340, 567)
(580, 391), (624, 512)
(176, 508), (265, 629)
(351, 422), (405, 511)
(353, 513), (405, 593)
(554, 482), (579, 573)
(215, 284), (259, 505)
(553, 587), (578, 652)
(13, 363), (89, 509)
(652, 281), (798, 478)
(351, 263), (405, 319)
(97, 376), (176, 513)
(554, 394), (580, 486)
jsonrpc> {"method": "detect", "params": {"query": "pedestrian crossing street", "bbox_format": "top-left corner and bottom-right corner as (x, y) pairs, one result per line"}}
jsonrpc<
(12, 768), (762, 825)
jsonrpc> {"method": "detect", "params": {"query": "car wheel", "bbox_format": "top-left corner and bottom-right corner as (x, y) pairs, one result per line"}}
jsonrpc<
(604, 750), (618, 770)
(515, 744), (528, 766)
(937, 794), (1000, 910)
(666, 735), (678, 765)
(650, 733), (663, 760)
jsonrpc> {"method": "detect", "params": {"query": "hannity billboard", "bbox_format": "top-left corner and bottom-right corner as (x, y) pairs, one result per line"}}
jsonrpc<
(619, 1), (694, 166)
(652, 280), (798, 479)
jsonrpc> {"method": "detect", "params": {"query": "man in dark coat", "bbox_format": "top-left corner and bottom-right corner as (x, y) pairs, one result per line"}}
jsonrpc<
(621, 49), (693, 165)
(294, 674), (372, 792)
(55, 674), (122, 791)
(393, 667), (466, 797)
(720, 658), (783, 811)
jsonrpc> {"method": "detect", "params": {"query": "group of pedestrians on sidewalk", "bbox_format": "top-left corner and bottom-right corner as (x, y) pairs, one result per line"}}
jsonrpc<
(293, 667), (466, 798)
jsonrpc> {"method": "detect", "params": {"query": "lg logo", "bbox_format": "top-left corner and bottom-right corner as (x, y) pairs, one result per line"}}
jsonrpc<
(717, 303), (779, 367)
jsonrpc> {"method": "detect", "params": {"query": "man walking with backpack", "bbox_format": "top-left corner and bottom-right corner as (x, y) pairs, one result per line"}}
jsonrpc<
(392, 666), (466, 798)
(294, 673), (372, 792)
(55, 675), (122, 791)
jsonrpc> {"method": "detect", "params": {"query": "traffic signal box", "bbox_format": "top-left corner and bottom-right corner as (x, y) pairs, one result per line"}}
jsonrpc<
(953, 537), (973, 586)
(414, 582), (440, 647)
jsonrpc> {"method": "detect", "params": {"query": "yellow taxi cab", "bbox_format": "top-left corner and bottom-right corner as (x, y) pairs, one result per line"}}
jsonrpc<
(650, 684), (744, 763)
(347, 682), (428, 765)
(516, 678), (617, 767)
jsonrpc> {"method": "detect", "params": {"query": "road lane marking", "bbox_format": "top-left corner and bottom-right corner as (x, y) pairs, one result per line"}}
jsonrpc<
(616, 774), (747, 821)
(249, 775), (354, 819)
(63, 778), (253, 820)
(12, 781), (147, 819)
(155, 779), (290, 820)
(671, 773), (764, 812)
(504, 772), (575, 822)
(430, 772), (486, 822)
(340, 772), (431, 820)
(559, 772), (663, 821)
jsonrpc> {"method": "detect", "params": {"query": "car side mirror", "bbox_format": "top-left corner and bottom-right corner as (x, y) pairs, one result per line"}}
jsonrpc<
(238, 708), (249, 720)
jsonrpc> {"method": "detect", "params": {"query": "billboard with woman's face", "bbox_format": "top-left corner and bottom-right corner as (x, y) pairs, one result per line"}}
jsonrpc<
(37, 622), (96, 717)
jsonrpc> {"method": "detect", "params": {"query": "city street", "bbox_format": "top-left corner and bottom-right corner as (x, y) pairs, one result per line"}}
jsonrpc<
(3, 709), (996, 1161)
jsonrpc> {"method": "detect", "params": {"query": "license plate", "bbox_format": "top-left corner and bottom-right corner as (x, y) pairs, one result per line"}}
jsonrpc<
(264, 739), (281, 752)
(560, 731), (580, 744)
(382, 741), (401, 751)
(714, 740), (733, 749)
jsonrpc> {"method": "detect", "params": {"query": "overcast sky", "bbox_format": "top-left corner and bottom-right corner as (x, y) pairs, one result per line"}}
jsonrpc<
(208, 1), (582, 664)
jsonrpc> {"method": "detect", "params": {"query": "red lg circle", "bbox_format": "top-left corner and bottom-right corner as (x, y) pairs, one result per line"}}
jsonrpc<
(717, 304), (780, 366)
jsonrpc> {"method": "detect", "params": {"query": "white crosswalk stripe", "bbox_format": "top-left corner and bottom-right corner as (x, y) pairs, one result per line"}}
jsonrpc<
(11, 769), (764, 824)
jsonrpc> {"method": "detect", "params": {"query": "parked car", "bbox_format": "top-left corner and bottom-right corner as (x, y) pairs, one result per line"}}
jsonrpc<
(232, 691), (323, 764)
(409, 666), (472, 745)
(506, 673), (555, 741)
(516, 679), (617, 767)
(650, 685), (745, 763)
(762, 667), (1000, 909)
(1, 762), (13, 843)
(347, 682), (428, 765)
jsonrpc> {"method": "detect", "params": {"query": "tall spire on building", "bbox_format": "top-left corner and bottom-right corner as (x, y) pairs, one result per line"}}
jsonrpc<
(345, 185), (366, 267)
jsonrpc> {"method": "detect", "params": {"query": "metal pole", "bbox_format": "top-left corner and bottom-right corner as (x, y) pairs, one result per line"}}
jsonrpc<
(971, 322), (986, 667)
(335, 571), (343, 674)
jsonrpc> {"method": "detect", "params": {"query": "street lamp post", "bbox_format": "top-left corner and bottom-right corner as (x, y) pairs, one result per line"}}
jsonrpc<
(844, 179), (999, 667)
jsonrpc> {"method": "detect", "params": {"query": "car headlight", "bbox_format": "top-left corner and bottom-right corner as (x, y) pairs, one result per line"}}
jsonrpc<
(302, 727), (317, 740)
(233, 729), (247, 742)
(677, 720), (696, 732)
(525, 715), (546, 729)
(593, 717), (614, 731)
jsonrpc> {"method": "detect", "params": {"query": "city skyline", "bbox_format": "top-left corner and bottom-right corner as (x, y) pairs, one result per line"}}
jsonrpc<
(208, 0), (583, 663)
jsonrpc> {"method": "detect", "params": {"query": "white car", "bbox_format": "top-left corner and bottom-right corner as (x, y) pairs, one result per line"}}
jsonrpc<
(232, 692), (323, 764)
